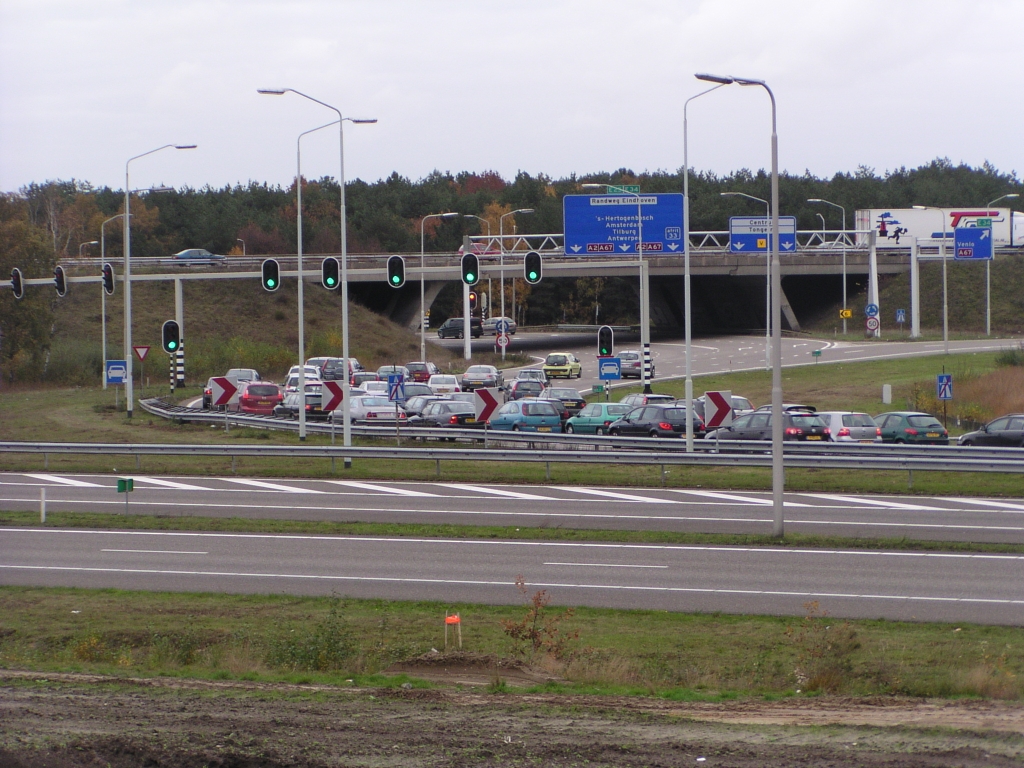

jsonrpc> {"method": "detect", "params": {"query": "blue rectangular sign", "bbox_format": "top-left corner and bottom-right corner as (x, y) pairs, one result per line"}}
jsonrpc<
(105, 360), (128, 385)
(563, 194), (684, 256)
(598, 358), (621, 380)
(953, 227), (993, 260)
(729, 216), (797, 253)
(936, 373), (953, 401)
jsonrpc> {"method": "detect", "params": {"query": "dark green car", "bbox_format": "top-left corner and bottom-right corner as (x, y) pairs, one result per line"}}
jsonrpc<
(875, 411), (949, 445)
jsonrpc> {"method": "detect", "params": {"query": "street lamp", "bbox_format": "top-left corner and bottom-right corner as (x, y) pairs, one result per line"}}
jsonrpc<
(583, 183), (654, 392)
(420, 212), (459, 360)
(498, 208), (534, 360)
(808, 198), (848, 334)
(984, 194), (1019, 336)
(294, 119), (341, 441)
(78, 240), (98, 257)
(912, 205), (950, 354)
(698, 72), (783, 537)
(259, 88), (376, 456)
(721, 190), (771, 369)
(124, 144), (196, 419)
(681, 81), (727, 451)
(237, 238), (245, 257)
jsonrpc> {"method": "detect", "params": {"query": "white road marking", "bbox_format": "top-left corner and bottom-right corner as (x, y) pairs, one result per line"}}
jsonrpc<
(952, 498), (1024, 512)
(671, 490), (811, 507)
(554, 487), (674, 504)
(1, 562), (1020, 606)
(799, 493), (947, 511)
(326, 481), (439, 497)
(221, 478), (324, 493)
(101, 549), (208, 555)
(24, 474), (104, 488)
(131, 477), (211, 490)
(442, 484), (557, 501)
(544, 562), (668, 568)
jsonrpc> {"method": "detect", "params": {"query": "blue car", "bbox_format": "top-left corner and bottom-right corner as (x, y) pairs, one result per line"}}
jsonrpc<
(487, 398), (563, 433)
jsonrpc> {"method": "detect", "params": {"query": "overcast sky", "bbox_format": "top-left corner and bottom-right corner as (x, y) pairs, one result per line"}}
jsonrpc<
(1, 0), (1021, 194)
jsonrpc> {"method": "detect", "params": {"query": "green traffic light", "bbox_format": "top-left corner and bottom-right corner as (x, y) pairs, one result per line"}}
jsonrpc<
(528, 271), (538, 280)
(168, 341), (178, 350)
(267, 279), (276, 288)
(326, 277), (336, 286)
(466, 273), (475, 282)
(391, 275), (400, 284)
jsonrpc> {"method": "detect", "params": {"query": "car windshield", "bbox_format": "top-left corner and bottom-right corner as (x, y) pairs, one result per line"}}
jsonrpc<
(663, 408), (690, 420)
(620, 352), (638, 360)
(431, 376), (457, 384)
(466, 366), (491, 374)
(361, 398), (391, 406)
(606, 404), (630, 415)
(247, 385), (279, 396)
(908, 415), (943, 428)
(518, 382), (541, 391)
(545, 355), (567, 365)
(548, 389), (578, 398)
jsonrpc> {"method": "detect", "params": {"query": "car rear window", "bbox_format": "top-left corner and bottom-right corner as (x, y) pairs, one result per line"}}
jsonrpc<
(620, 353), (639, 360)
(908, 415), (943, 428)
(662, 408), (690, 420)
(607, 404), (630, 415)
(546, 355), (567, 365)
(247, 385), (279, 397)
(790, 415), (823, 428)
(843, 413), (876, 427)
(523, 403), (557, 416)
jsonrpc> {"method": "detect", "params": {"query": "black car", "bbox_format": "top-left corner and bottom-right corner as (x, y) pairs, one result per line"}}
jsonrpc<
(507, 380), (544, 400)
(545, 387), (587, 415)
(437, 317), (483, 339)
(608, 404), (705, 438)
(707, 411), (829, 442)
(958, 414), (1024, 447)
(408, 400), (482, 429)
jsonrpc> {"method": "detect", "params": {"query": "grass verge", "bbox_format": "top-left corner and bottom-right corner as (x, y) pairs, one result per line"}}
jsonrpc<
(2, 585), (1022, 700)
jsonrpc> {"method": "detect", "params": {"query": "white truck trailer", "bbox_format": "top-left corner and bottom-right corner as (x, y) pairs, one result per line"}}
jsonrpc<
(855, 207), (1024, 249)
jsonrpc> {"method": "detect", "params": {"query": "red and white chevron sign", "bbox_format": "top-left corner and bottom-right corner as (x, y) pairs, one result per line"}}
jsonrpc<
(703, 390), (733, 429)
(322, 381), (345, 412)
(474, 387), (502, 422)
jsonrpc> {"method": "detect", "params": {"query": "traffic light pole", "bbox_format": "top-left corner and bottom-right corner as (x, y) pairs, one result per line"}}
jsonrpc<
(174, 278), (184, 390)
(463, 281), (472, 361)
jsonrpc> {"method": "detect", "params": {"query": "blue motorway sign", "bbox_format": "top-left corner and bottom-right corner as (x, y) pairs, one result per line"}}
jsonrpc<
(728, 216), (797, 253)
(954, 227), (993, 261)
(563, 194), (683, 256)
(105, 360), (127, 385)
(936, 373), (953, 401)
(598, 358), (621, 380)
(387, 373), (405, 402)
(896, 308), (906, 324)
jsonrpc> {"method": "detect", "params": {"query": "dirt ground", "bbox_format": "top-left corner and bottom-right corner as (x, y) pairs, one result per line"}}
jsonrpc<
(2, 661), (1023, 767)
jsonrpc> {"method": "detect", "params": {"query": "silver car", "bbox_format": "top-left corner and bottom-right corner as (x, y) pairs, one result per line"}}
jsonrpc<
(817, 411), (882, 443)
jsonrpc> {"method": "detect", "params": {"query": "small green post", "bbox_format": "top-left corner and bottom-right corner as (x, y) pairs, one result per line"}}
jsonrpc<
(117, 477), (134, 515)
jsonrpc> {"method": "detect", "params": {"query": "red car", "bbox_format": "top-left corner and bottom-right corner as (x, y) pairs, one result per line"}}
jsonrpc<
(406, 361), (441, 383)
(237, 382), (283, 415)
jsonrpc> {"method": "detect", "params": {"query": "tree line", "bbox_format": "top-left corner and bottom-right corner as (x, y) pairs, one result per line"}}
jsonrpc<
(1, 159), (1020, 383)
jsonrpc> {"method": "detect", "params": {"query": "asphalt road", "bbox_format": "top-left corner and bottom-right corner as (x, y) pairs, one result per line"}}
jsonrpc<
(2, 523), (1022, 625)
(4, 473), (1024, 625)
(4, 473), (1024, 544)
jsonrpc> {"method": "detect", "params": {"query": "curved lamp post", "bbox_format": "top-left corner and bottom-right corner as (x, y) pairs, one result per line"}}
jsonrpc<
(420, 211), (459, 360)
(124, 144), (196, 419)
(498, 208), (533, 359)
(698, 72), (783, 537)
(808, 198), (847, 334)
(259, 88), (376, 458)
(983, 194), (1019, 336)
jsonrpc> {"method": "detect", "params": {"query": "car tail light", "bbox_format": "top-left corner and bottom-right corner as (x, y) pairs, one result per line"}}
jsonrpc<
(838, 427), (850, 437)
(904, 428), (918, 435)
(658, 422), (673, 431)
(449, 415), (459, 425)
(785, 427), (802, 436)
(823, 428), (830, 435)
(876, 428), (882, 436)
(603, 420), (612, 426)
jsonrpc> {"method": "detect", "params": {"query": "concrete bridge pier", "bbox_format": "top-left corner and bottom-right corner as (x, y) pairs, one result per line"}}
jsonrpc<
(387, 280), (446, 331)
(646, 276), (801, 333)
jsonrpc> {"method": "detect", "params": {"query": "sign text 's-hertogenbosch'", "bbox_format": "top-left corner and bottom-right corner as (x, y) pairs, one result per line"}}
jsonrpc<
(563, 194), (684, 255)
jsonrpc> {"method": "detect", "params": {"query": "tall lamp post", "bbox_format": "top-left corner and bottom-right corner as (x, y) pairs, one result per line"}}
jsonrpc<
(295, 119), (341, 441)
(420, 211), (459, 360)
(79, 240), (99, 258)
(259, 88), (376, 456)
(808, 198), (847, 334)
(682, 82), (726, 451)
(984, 194), (1019, 336)
(101, 216), (125, 390)
(498, 208), (533, 359)
(124, 144), (196, 419)
(912, 205), (950, 354)
(237, 238), (245, 256)
(721, 190), (771, 369)
(698, 72), (783, 537)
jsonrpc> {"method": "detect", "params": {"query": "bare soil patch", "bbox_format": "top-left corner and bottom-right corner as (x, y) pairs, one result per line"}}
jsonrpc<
(1, 670), (1023, 767)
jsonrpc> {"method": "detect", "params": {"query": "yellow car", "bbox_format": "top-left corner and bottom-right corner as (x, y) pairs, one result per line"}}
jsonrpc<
(542, 352), (582, 379)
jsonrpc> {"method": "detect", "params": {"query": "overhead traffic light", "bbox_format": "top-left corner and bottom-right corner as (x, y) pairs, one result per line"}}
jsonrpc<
(261, 259), (280, 292)
(524, 251), (542, 284)
(387, 255), (405, 288)
(598, 325), (614, 357)
(10, 268), (24, 300)
(321, 257), (339, 289)
(161, 320), (181, 354)
(461, 252), (479, 286)
(468, 291), (478, 311)
(54, 266), (67, 297)
(101, 263), (115, 296)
